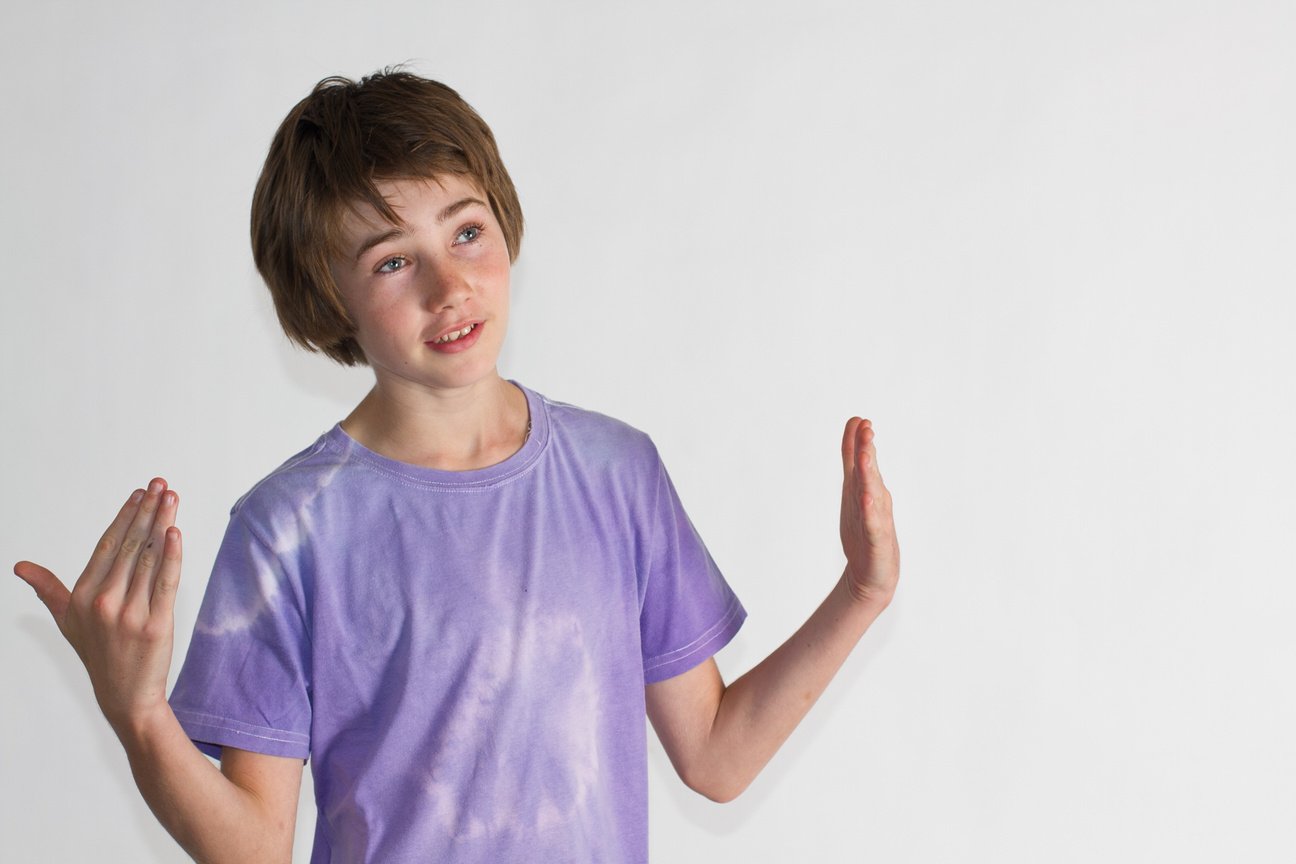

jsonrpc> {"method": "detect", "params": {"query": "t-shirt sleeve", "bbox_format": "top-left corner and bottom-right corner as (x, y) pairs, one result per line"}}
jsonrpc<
(639, 450), (746, 684)
(169, 512), (312, 760)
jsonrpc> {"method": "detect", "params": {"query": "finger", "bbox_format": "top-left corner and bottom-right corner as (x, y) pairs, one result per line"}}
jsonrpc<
(125, 488), (178, 611)
(149, 525), (183, 617)
(857, 425), (894, 536)
(14, 561), (73, 628)
(100, 478), (168, 600)
(841, 417), (864, 478)
(856, 420), (883, 487)
(76, 487), (147, 593)
(853, 419), (874, 485)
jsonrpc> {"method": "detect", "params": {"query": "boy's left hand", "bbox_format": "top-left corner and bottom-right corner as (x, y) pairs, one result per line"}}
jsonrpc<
(840, 418), (900, 607)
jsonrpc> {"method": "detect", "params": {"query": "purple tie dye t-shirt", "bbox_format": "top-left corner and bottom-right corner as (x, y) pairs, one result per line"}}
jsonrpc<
(169, 383), (745, 863)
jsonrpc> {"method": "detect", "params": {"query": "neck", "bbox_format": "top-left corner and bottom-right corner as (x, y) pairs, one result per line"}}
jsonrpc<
(340, 374), (530, 471)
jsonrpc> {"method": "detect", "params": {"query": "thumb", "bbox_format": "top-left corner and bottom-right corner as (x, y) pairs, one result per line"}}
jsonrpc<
(14, 561), (72, 627)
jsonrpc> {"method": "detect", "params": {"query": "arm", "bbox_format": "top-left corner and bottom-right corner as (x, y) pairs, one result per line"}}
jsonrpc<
(645, 417), (899, 802)
(14, 479), (303, 863)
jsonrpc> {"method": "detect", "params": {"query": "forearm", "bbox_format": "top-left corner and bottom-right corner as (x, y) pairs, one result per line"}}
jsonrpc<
(648, 418), (898, 802)
(699, 571), (890, 801)
(116, 705), (293, 864)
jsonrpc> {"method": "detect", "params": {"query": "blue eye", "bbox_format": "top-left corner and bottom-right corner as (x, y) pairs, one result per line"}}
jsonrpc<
(455, 224), (483, 245)
(376, 256), (406, 273)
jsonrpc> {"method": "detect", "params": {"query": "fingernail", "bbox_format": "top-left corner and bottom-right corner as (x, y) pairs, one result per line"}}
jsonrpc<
(148, 479), (164, 494)
(130, 489), (145, 504)
(163, 491), (177, 506)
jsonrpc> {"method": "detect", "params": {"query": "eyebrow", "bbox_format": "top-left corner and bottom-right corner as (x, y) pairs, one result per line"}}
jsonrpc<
(438, 196), (487, 225)
(351, 196), (489, 263)
(353, 228), (403, 263)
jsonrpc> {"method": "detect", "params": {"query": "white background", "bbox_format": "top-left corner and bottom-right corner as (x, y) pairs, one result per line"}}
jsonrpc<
(3, 1), (1293, 861)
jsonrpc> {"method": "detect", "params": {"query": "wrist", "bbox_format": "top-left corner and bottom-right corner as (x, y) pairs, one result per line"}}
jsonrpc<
(840, 568), (894, 612)
(111, 698), (177, 753)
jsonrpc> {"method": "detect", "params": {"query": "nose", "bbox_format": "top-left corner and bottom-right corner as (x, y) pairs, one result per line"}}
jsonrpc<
(419, 258), (472, 311)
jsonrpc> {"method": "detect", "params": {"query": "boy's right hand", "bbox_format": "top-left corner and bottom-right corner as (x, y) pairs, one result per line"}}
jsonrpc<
(14, 479), (183, 736)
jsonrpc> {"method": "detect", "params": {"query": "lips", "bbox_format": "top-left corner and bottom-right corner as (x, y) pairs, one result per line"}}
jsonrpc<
(432, 323), (479, 344)
(426, 321), (484, 354)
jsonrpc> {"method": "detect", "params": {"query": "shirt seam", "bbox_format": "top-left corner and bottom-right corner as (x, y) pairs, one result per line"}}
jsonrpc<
(171, 709), (309, 745)
(642, 593), (745, 672)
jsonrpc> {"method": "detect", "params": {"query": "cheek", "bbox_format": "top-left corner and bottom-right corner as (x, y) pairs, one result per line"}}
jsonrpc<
(481, 254), (512, 296)
(351, 298), (408, 344)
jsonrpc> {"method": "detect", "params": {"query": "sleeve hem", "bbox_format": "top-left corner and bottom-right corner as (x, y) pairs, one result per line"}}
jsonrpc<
(172, 707), (310, 760)
(642, 596), (746, 684)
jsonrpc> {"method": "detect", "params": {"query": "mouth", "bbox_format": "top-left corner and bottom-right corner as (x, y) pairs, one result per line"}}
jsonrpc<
(426, 321), (484, 354)
(430, 322), (481, 345)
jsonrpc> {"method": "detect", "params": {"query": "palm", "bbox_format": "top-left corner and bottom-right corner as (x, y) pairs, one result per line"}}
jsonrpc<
(14, 480), (184, 731)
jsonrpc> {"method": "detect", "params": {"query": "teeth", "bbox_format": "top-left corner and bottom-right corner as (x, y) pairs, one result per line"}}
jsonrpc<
(435, 325), (475, 344)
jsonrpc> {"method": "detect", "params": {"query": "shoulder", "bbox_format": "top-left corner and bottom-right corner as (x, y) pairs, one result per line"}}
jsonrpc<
(195, 434), (349, 614)
(536, 390), (663, 475)
(224, 430), (353, 542)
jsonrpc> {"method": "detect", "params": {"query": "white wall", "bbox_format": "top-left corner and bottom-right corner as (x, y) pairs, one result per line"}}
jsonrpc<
(3, 1), (1293, 861)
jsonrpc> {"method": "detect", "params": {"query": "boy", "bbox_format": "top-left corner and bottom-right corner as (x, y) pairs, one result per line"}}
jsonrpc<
(14, 69), (899, 863)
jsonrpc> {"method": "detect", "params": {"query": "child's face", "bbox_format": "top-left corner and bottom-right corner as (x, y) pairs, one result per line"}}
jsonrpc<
(331, 174), (512, 396)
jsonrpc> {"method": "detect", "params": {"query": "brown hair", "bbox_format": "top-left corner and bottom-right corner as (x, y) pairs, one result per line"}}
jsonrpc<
(250, 68), (524, 366)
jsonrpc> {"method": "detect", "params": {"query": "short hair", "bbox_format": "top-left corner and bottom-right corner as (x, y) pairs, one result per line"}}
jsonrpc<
(251, 68), (524, 366)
